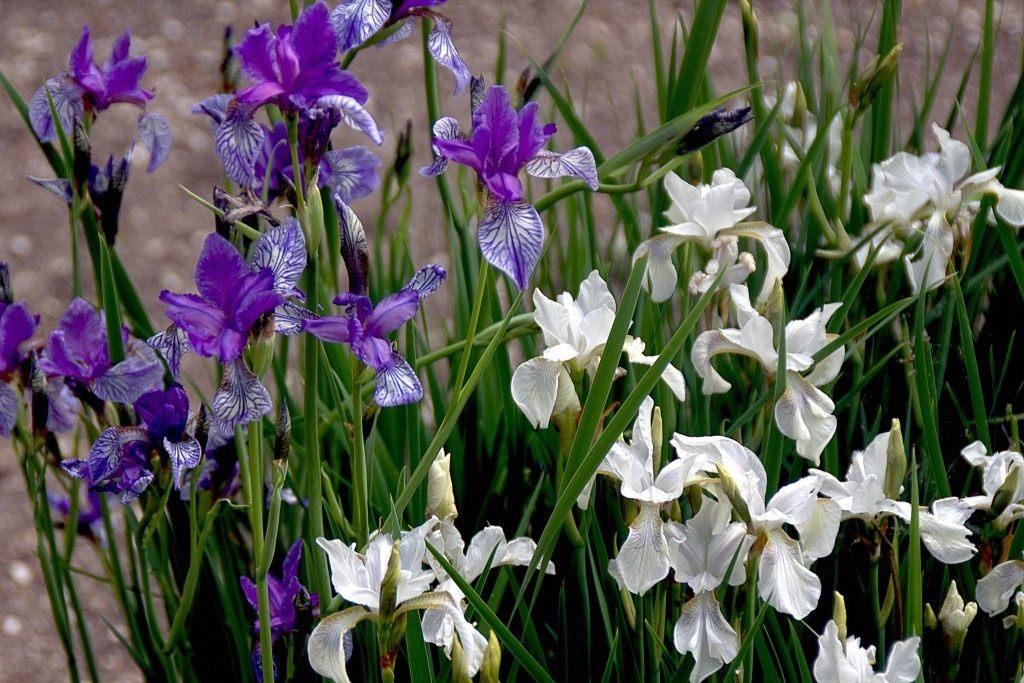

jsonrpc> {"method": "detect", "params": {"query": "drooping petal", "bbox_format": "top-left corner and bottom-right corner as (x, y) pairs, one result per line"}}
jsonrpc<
(318, 95), (383, 146)
(164, 436), (202, 490)
(722, 222), (790, 304)
(373, 354), (423, 407)
(29, 77), (83, 143)
(975, 559), (1024, 615)
(773, 372), (837, 465)
(28, 176), (73, 203)
(322, 146), (381, 203)
(477, 199), (544, 290)
(212, 358), (272, 429)
(634, 233), (688, 302)
(794, 498), (841, 562)
(528, 144), (600, 187)
(250, 219), (307, 297)
(307, 606), (372, 683)
(420, 116), (463, 176)
(691, 317), (778, 394)
(672, 591), (739, 683)
(995, 186), (1024, 227)
(191, 93), (233, 126)
(510, 357), (562, 429)
(215, 105), (265, 187)
(275, 301), (315, 336)
(136, 112), (173, 172)
(330, 0), (392, 51)
(905, 211), (954, 294)
(883, 637), (922, 683)
(336, 198), (370, 296)
(610, 503), (669, 596)
(90, 343), (164, 404)
(812, 621), (861, 682)
(758, 529), (821, 618)
(427, 14), (471, 95)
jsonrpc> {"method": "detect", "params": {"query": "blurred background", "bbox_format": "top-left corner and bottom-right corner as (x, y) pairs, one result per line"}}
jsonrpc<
(0, 0), (1019, 678)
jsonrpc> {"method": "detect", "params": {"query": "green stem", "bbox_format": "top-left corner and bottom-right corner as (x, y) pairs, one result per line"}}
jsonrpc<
(162, 502), (223, 653)
(452, 260), (490, 397)
(247, 420), (275, 682)
(351, 354), (369, 547)
(743, 554), (760, 683)
(870, 541), (886, 668)
(286, 113), (307, 218)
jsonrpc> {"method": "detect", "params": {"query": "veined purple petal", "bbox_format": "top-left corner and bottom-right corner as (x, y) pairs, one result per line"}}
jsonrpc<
(158, 291), (232, 361)
(275, 301), (315, 336)
(196, 233), (252, 310)
(374, 354), (422, 407)
(40, 298), (110, 382)
(318, 95), (383, 146)
(0, 381), (19, 437)
(250, 220), (307, 297)
(81, 426), (149, 485)
(426, 14), (471, 95)
(525, 147), (599, 190)
(137, 113), (173, 173)
(477, 199), (544, 289)
(470, 75), (486, 113)
(120, 469), (154, 503)
(164, 435), (202, 490)
(302, 315), (360, 345)
(330, 0), (392, 51)
(235, 24), (279, 85)
(322, 146), (380, 203)
(403, 264), (446, 298)
(364, 289), (419, 337)
(215, 105), (265, 187)
(379, 19), (414, 45)
(28, 176), (72, 203)
(29, 76), (83, 143)
(146, 325), (189, 379)
(192, 94), (234, 126)
(292, 1), (342, 72)
(90, 341), (164, 404)
(46, 378), (80, 433)
(212, 359), (272, 430)
(419, 116), (463, 176)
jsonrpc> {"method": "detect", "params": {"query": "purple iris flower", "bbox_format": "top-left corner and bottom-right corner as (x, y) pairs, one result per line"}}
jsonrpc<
(0, 293), (38, 436)
(303, 264), (446, 407)
(29, 28), (172, 157)
(194, 3), (380, 189)
(331, 0), (470, 95)
(240, 541), (317, 681)
(423, 85), (599, 288)
(61, 384), (202, 502)
(159, 222), (307, 429)
(39, 298), (164, 406)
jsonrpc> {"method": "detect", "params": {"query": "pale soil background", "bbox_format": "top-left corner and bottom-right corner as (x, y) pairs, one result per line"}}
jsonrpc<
(0, 0), (1020, 679)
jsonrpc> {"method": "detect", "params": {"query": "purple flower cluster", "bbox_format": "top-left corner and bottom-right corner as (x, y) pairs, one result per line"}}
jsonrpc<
(61, 384), (201, 502)
(0, 288), (39, 436)
(424, 85), (598, 288)
(196, 2), (381, 191)
(331, 0), (471, 94)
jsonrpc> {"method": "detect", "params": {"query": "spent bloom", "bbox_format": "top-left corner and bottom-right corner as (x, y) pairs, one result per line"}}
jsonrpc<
(634, 169), (789, 304)
(61, 383), (202, 502)
(511, 270), (686, 430)
(813, 620), (921, 683)
(862, 123), (1024, 292)
(308, 525), (487, 680)
(423, 85), (598, 289)
(692, 284), (844, 463)
(40, 298), (164, 405)
(303, 263), (446, 408)
(331, 0), (471, 94)
(812, 428), (977, 564)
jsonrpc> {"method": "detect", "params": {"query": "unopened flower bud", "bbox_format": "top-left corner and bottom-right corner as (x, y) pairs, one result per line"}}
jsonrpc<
(337, 196), (369, 296)
(716, 463), (752, 525)
(884, 419), (907, 500)
(938, 580), (977, 656)
(379, 542), (402, 619)
(393, 120), (413, 184)
(426, 450), (458, 520)
(651, 405), (663, 462)
(303, 178), (325, 255)
(833, 591), (848, 643)
(620, 588), (637, 629)
(788, 82), (808, 130)
(740, 0), (758, 54)
(924, 603), (937, 630)
(992, 463), (1021, 516)
(850, 44), (902, 113)
(451, 637), (473, 683)
(0, 263), (12, 304)
(481, 630), (502, 683)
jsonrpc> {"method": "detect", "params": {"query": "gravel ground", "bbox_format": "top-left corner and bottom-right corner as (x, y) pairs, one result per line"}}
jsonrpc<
(0, 0), (1020, 679)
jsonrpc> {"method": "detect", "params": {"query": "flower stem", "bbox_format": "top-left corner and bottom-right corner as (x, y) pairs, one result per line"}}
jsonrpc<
(452, 260), (490, 398)
(286, 113), (307, 219)
(870, 538), (886, 668)
(248, 420), (275, 682)
(351, 354), (369, 547)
